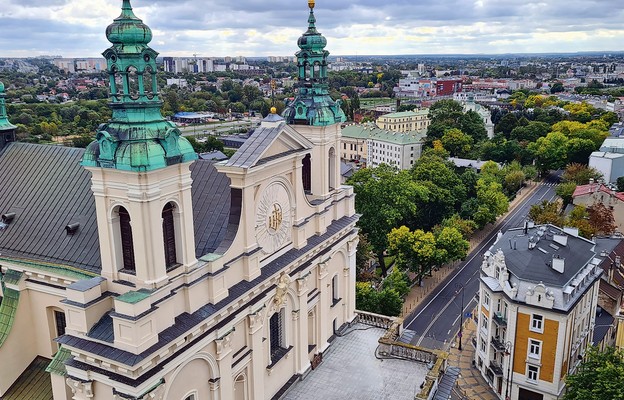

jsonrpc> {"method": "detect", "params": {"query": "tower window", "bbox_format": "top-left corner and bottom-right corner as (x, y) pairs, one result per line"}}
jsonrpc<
(162, 202), (178, 270)
(302, 154), (312, 193)
(118, 207), (136, 273)
(54, 310), (66, 337)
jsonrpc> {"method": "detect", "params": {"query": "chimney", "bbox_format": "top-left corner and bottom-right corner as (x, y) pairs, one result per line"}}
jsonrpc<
(552, 256), (565, 273)
(553, 234), (568, 247)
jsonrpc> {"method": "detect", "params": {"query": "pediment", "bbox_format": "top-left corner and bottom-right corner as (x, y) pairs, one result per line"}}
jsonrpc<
(224, 122), (313, 169)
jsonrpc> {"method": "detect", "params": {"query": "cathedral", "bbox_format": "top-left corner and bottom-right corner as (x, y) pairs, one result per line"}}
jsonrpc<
(0, 1), (358, 399)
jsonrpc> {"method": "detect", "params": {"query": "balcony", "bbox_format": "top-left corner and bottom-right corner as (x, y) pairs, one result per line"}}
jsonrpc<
(493, 311), (507, 327)
(490, 336), (506, 352)
(489, 360), (504, 376)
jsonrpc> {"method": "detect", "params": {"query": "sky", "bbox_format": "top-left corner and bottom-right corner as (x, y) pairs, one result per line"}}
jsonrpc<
(1, 0), (624, 58)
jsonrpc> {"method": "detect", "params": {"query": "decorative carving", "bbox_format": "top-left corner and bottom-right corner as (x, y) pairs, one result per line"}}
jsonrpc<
(273, 273), (291, 308)
(318, 261), (328, 279)
(215, 330), (233, 358)
(248, 310), (264, 333)
(66, 378), (94, 399)
(296, 274), (310, 296)
(292, 309), (300, 321)
(255, 182), (292, 254)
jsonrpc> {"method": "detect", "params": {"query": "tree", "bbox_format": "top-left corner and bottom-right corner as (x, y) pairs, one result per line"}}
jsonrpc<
(355, 233), (374, 281)
(588, 203), (616, 235)
(388, 226), (440, 286)
(348, 165), (427, 275)
(460, 110), (488, 142)
(472, 179), (509, 228)
(382, 267), (411, 298)
(556, 182), (577, 208)
(528, 131), (569, 173)
(435, 226), (469, 263)
(617, 176), (624, 192)
(550, 82), (564, 94)
(529, 200), (563, 225)
(564, 346), (624, 400)
(510, 121), (551, 143)
(562, 163), (603, 185)
(567, 206), (596, 238)
(503, 170), (526, 195)
(355, 282), (403, 317)
(441, 128), (473, 157)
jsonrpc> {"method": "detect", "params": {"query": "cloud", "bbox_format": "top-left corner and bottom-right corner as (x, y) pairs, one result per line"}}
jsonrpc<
(1, 0), (623, 57)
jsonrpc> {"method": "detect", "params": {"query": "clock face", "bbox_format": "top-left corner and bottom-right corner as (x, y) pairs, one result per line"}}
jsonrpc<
(255, 182), (292, 254)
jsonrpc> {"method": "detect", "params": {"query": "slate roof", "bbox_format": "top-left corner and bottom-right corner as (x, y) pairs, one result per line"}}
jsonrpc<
(0, 143), (233, 272)
(592, 308), (614, 345)
(2, 357), (53, 400)
(0, 143), (101, 272)
(498, 225), (595, 287)
(225, 123), (285, 168)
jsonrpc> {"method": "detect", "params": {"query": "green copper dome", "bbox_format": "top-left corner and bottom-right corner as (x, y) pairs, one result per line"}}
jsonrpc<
(82, 0), (196, 172)
(106, 0), (152, 48)
(0, 81), (16, 133)
(283, 1), (345, 127)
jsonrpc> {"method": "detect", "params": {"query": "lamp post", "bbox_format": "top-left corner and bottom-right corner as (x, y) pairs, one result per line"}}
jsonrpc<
(455, 284), (464, 351)
(505, 340), (513, 400)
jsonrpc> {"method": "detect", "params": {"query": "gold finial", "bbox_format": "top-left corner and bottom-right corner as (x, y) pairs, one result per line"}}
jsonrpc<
(270, 107), (277, 114)
(308, 0), (315, 9)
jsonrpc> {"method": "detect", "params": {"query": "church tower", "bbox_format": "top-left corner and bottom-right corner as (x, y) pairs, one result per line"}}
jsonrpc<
(0, 81), (16, 152)
(82, 0), (198, 288)
(283, 0), (346, 199)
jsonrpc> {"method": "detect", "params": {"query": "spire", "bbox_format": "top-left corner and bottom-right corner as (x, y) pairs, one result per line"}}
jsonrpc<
(0, 81), (17, 152)
(82, 0), (196, 172)
(282, 1), (345, 126)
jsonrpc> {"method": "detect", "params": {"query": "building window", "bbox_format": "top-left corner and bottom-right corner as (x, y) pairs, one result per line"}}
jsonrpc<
(332, 275), (339, 305)
(527, 365), (539, 382)
(482, 313), (488, 333)
(270, 309), (286, 361)
(531, 314), (543, 333)
(118, 206), (136, 273)
(529, 339), (541, 358)
(302, 154), (312, 193)
(483, 292), (490, 310)
(480, 338), (486, 353)
(162, 202), (178, 270)
(54, 310), (66, 337)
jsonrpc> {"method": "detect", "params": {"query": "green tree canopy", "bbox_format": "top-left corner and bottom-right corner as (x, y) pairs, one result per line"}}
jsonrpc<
(564, 346), (624, 400)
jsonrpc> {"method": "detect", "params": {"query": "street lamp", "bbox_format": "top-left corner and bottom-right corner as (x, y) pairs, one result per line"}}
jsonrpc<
(455, 284), (465, 351)
(505, 341), (513, 400)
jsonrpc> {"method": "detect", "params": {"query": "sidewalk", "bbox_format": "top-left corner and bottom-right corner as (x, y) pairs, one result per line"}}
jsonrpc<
(447, 318), (498, 400)
(400, 181), (540, 317)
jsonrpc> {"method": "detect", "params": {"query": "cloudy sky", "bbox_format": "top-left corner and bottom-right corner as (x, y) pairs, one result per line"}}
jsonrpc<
(1, 0), (623, 58)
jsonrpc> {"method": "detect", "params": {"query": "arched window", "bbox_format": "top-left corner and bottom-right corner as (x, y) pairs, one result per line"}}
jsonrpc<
(332, 275), (339, 304)
(313, 62), (321, 79)
(302, 154), (311, 193)
(162, 202), (178, 270)
(144, 66), (155, 99)
(118, 206), (136, 273)
(126, 66), (139, 100)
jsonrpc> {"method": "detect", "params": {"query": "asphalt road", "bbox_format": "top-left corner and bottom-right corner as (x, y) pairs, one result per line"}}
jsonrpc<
(178, 119), (261, 137)
(402, 172), (561, 350)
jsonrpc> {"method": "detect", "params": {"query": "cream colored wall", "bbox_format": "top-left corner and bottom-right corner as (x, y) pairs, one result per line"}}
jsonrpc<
(573, 192), (624, 232)
(340, 137), (367, 161)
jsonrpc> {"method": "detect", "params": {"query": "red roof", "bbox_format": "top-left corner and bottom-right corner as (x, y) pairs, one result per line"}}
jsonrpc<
(573, 183), (624, 202)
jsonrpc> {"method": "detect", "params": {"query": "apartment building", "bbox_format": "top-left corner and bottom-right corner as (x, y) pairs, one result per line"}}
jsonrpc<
(376, 109), (430, 132)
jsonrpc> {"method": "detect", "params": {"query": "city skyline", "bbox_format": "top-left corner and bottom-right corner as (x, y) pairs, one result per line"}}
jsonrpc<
(1, 0), (624, 58)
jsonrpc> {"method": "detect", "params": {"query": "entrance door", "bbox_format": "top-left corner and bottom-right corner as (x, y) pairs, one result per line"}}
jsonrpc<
(518, 387), (544, 400)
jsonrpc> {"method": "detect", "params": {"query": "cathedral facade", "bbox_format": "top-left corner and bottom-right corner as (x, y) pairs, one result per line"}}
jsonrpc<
(0, 1), (358, 399)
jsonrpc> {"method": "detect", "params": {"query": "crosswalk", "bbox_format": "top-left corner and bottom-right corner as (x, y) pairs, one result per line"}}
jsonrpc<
(538, 182), (558, 187)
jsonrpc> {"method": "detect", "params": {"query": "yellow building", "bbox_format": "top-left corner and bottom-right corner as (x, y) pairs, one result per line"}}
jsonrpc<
(475, 224), (615, 400)
(376, 109), (430, 133)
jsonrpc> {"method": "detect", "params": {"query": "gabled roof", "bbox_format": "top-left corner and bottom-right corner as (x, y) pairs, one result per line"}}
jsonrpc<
(0, 143), (232, 273)
(573, 183), (624, 202)
(225, 121), (312, 169)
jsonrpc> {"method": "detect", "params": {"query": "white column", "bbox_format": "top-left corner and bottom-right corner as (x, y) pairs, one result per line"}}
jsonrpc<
(247, 312), (265, 400)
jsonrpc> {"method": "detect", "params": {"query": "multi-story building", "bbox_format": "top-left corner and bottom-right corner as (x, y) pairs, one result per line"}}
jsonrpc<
(367, 127), (426, 170)
(162, 57), (215, 73)
(376, 109), (430, 132)
(341, 124), (370, 163)
(0, 2), (358, 400)
(475, 224), (610, 400)
(572, 183), (624, 232)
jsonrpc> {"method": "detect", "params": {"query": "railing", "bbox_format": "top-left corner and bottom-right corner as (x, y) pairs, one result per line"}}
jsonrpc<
(491, 336), (506, 352)
(355, 310), (396, 331)
(493, 311), (508, 326)
(489, 360), (504, 376)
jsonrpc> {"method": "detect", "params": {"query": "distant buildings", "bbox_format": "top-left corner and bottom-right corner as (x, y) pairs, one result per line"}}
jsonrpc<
(52, 58), (106, 74)
(161, 57), (262, 74)
(395, 76), (462, 99)
(475, 224), (612, 400)
(341, 123), (426, 170)
(572, 183), (624, 232)
(589, 135), (624, 183)
(376, 109), (430, 133)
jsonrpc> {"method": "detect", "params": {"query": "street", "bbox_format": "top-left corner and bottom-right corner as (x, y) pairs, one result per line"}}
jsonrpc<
(177, 118), (261, 138)
(402, 173), (561, 349)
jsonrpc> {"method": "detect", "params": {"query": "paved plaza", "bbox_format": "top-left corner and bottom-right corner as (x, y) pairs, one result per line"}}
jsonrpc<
(284, 324), (429, 400)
